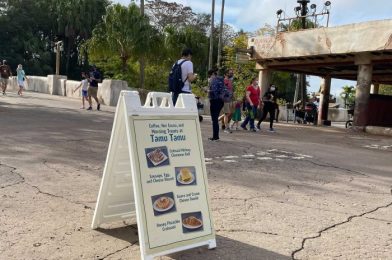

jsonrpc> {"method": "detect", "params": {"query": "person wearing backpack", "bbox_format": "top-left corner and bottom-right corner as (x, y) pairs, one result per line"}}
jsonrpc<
(207, 69), (224, 141)
(0, 60), (12, 95)
(168, 48), (196, 105)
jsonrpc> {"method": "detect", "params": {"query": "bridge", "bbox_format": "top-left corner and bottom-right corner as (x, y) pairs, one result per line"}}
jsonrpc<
(248, 19), (392, 128)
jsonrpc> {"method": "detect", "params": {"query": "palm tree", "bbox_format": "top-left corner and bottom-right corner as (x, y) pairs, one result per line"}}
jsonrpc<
(56, 0), (108, 75)
(86, 4), (162, 79)
(340, 85), (355, 108)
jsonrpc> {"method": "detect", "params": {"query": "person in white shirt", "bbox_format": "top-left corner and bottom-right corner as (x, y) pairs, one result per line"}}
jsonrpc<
(73, 72), (89, 109)
(172, 48), (197, 104)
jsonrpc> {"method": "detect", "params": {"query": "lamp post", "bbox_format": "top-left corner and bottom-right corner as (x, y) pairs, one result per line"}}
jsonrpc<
(217, 0), (225, 69)
(208, 0), (215, 70)
(276, 1), (331, 108)
(54, 41), (63, 75)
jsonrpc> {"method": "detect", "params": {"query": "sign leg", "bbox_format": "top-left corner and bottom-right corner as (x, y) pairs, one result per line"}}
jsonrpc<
(208, 239), (217, 250)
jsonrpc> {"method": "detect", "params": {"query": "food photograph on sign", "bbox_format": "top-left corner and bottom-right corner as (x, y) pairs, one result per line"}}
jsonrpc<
(175, 166), (197, 186)
(151, 192), (177, 216)
(181, 211), (204, 233)
(145, 146), (170, 168)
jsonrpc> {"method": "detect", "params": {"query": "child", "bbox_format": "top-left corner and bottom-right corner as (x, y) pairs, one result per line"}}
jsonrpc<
(231, 99), (242, 130)
(73, 72), (89, 109)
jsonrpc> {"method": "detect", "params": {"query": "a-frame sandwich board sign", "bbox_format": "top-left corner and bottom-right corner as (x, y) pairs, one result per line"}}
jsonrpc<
(92, 91), (216, 260)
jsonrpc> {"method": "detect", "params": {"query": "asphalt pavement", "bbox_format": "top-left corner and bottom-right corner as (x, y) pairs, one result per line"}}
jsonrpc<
(0, 92), (391, 260)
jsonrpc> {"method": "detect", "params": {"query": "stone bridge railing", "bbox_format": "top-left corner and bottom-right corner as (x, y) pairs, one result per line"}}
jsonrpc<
(7, 75), (150, 106)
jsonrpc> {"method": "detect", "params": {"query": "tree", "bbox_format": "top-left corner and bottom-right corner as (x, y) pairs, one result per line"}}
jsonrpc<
(379, 84), (392, 96)
(86, 3), (162, 87)
(145, 0), (196, 32)
(221, 32), (257, 99)
(55, 0), (108, 76)
(340, 85), (356, 107)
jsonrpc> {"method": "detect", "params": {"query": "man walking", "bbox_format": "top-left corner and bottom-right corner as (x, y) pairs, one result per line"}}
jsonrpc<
(0, 60), (12, 95)
(169, 48), (196, 105)
(87, 65), (101, 111)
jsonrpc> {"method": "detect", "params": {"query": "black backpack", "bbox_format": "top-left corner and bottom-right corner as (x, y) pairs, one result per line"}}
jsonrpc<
(168, 60), (187, 93)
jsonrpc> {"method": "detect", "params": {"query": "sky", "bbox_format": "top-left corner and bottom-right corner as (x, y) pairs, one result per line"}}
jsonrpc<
(115, 0), (392, 96)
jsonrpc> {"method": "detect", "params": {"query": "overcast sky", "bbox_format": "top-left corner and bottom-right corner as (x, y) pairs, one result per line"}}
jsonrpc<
(115, 0), (392, 95)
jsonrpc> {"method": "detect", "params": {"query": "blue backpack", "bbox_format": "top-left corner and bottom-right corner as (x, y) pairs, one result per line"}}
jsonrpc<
(168, 60), (187, 93)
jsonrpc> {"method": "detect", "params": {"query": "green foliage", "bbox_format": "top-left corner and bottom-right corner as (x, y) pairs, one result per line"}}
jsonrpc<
(379, 84), (392, 96)
(221, 33), (257, 100)
(0, 0), (108, 79)
(340, 85), (356, 107)
(270, 71), (297, 102)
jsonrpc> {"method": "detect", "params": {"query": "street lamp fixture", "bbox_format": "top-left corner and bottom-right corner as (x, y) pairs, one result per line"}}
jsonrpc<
(54, 41), (63, 75)
(294, 6), (301, 16)
(276, 9), (283, 18)
(310, 4), (317, 14)
(325, 1), (331, 7)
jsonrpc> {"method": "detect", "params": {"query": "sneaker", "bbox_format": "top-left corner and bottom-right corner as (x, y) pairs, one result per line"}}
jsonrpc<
(80, 107), (85, 109)
(208, 137), (220, 141)
(97, 104), (101, 111)
(224, 129), (232, 134)
(87, 107), (92, 110)
(2, 91), (5, 95)
(269, 128), (275, 132)
(241, 126), (248, 131)
(256, 125), (261, 130)
(249, 128), (257, 132)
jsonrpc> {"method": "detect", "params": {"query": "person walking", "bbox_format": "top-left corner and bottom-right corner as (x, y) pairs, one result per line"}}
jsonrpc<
(257, 84), (277, 132)
(16, 64), (28, 96)
(207, 69), (224, 141)
(73, 72), (89, 109)
(87, 65), (101, 111)
(169, 48), (196, 105)
(0, 60), (12, 95)
(221, 69), (234, 133)
(240, 77), (261, 132)
(230, 98), (242, 130)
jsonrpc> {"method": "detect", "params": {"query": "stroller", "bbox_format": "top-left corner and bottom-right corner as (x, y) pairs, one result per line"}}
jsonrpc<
(294, 101), (318, 125)
(345, 104), (355, 128)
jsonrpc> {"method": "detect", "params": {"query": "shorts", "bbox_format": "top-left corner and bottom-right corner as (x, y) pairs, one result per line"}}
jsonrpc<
(0, 78), (8, 85)
(88, 87), (98, 97)
(18, 80), (25, 88)
(223, 101), (233, 114)
(82, 90), (88, 97)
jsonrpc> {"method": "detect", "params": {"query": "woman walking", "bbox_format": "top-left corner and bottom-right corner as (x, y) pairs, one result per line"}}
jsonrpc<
(16, 64), (28, 96)
(241, 77), (261, 132)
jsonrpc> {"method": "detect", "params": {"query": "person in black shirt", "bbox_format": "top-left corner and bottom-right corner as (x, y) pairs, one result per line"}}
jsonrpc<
(257, 84), (277, 132)
(87, 65), (101, 111)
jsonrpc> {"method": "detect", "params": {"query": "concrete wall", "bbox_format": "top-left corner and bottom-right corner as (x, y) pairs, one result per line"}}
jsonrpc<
(5, 75), (138, 107)
(249, 19), (392, 59)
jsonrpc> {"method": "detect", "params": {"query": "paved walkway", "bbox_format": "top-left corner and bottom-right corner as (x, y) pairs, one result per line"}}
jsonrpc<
(0, 92), (391, 259)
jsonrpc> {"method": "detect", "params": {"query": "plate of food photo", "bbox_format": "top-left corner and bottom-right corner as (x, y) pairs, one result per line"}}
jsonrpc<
(176, 167), (195, 185)
(146, 147), (168, 167)
(182, 216), (203, 230)
(153, 196), (175, 212)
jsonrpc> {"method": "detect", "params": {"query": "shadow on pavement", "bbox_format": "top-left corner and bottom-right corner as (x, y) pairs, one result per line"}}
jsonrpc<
(95, 225), (139, 244)
(96, 225), (289, 260)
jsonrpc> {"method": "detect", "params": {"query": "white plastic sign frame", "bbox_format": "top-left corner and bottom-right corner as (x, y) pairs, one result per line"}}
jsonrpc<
(92, 91), (216, 260)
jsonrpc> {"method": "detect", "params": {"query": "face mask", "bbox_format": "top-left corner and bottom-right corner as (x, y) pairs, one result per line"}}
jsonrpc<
(270, 87), (275, 91)
(254, 81), (259, 85)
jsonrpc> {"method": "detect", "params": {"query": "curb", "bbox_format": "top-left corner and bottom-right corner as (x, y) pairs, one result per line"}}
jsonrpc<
(365, 126), (392, 137)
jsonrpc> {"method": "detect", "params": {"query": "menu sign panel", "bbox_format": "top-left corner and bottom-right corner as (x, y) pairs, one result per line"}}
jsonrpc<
(92, 92), (215, 260)
(133, 119), (213, 252)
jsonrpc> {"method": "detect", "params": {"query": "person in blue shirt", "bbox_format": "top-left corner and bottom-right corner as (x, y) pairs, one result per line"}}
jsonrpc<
(16, 64), (28, 96)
